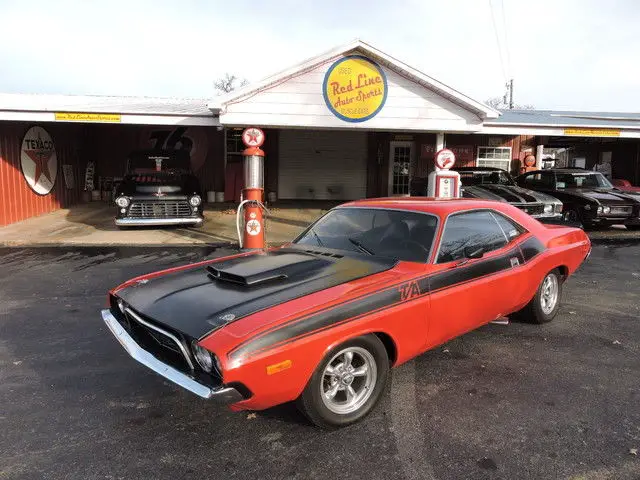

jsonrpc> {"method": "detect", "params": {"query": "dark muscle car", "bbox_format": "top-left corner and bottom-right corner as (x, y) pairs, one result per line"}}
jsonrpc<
(102, 198), (590, 428)
(516, 169), (640, 230)
(114, 150), (203, 227)
(453, 167), (563, 221)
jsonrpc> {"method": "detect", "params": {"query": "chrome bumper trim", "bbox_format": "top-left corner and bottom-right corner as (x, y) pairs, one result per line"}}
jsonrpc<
(101, 309), (243, 403)
(115, 217), (203, 226)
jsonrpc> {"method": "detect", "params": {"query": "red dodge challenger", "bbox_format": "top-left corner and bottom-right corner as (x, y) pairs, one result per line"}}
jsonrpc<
(102, 198), (591, 428)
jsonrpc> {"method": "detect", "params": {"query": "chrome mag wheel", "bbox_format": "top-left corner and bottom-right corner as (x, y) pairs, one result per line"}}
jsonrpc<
(540, 273), (559, 315)
(320, 346), (377, 415)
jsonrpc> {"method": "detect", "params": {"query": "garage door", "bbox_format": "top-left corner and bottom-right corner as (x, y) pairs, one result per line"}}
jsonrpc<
(278, 130), (367, 200)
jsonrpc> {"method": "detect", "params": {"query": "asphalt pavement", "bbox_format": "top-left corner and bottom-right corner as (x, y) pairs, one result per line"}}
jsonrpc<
(0, 245), (639, 480)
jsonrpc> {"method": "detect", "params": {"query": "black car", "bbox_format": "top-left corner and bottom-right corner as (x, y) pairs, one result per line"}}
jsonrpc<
(114, 150), (204, 228)
(516, 168), (640, 229)
(453, 167), (563, 221)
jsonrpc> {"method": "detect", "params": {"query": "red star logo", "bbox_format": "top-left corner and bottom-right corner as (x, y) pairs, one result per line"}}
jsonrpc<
(248, 221), (259, 233)
(246, 130), (259, 144)
(24, 148), (54, 185)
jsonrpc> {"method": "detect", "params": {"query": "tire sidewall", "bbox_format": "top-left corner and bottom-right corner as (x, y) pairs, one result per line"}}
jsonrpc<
(533, 270), (563, 323)
(301, 335), (389, 428)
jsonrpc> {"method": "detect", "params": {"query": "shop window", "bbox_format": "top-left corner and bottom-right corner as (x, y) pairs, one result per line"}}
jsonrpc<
(477, 147), (512, 170)
(226, 129), (245, 163)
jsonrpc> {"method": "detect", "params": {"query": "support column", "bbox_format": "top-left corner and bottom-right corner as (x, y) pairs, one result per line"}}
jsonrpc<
(436, 132), (445, 151)
(536, 144), (544, 169)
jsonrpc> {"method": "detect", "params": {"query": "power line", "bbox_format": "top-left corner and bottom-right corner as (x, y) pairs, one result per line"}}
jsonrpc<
(489, 0), (507, 83)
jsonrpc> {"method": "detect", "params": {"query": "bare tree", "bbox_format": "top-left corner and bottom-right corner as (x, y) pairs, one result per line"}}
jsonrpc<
(485, 96), (535, 110)
(213, 73), (249, 94)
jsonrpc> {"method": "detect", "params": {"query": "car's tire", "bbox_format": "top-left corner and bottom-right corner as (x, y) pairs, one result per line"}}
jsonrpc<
(514, 269), (563, 324)
(562, 209), (583, 228)
(296, 335), (389, 429)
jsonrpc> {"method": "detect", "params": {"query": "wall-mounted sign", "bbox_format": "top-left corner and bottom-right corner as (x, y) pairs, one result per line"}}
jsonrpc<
(21, 126), (57, 195)
(564, 128), (620, 137)
(242, 127), (265, 147)
(323, 55), (387, 123)
(55, 112), (121, 123)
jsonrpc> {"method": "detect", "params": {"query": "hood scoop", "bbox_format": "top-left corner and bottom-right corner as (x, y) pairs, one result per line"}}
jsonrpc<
(206, 252), (332, 287)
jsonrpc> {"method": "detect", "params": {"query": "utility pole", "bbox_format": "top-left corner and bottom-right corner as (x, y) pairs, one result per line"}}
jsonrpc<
(508, 78), (514, 110)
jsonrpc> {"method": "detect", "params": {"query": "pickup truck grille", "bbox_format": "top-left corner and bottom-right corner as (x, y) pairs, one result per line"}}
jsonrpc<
(128, 201), (192, 218)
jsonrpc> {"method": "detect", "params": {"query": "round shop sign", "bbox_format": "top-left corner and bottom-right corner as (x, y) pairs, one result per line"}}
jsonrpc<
(435, 148), (456, 170)
(246, 219), (261, 236)
(323, 55), (388, 123)
(21, 126), (57, 195)
(242, 127), (265, 148)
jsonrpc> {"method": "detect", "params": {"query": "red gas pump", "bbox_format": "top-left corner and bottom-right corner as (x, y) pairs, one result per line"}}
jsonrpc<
(236, 128), (269, 249)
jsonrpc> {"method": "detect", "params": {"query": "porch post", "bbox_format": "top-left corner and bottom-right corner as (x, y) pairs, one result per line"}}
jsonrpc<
(436, 132), (445, 151)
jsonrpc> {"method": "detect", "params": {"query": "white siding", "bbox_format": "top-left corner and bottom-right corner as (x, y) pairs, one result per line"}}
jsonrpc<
(222, 56), (483, 131)
(278, 130), (367, 200)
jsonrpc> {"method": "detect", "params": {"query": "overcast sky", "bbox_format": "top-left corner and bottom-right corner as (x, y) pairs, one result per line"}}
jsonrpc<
(1, 0), (639, 112)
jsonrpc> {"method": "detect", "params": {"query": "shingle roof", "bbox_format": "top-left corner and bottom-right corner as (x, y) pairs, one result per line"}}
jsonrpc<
(0, 93), (213, 116)
(487, 109), (640, 128)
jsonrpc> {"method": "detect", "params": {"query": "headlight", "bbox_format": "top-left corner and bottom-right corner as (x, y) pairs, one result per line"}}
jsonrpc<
(189, 195), (202, 207)
(554, 203), (563, 213)
(544, 204), (553, 214)
(597, 206), (603, 214)
(602, 206), (611, 214)
(191, 341), (213, 372)
(116, 196), (130, 208)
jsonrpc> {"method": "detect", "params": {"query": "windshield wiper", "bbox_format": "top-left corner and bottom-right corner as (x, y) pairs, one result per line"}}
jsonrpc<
(348, 238), (374, 255)
(309, 228), (324, 247)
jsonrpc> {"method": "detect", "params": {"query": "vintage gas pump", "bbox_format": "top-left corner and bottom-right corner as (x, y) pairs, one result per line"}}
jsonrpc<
(236, 127), (269, 249)
(427, 148), (461, 198)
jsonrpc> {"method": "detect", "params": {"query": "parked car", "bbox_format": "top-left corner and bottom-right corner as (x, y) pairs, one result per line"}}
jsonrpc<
(453, 167), (563, 222)
(516, 169), (640, 230)
(612, 179), (640, 193)
(113, 150), (203, 228)
(102, 198), (590, 428)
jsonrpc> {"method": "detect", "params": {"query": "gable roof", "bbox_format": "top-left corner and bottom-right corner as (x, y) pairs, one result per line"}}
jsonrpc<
(487, 109), (640, 129)
(210, 39), (500, 120)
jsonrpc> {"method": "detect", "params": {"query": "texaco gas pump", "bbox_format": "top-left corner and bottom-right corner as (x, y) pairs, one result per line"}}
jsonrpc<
(236, 127), (269, 249)
(427, 148), (461, 198)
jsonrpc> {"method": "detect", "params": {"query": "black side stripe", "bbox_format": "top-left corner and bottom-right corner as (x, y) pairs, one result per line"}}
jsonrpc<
(228, 238), (545, 361)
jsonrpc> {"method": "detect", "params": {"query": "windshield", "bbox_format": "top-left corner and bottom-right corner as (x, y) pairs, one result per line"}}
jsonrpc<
(458, 170), (514, 186)
(294, 207), (438, 262)
(555, 172), (613, 189)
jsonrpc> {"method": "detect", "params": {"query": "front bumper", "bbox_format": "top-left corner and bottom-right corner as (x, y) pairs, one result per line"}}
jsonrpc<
(101, 309), (242, 403)
(115, 217), (203, 227)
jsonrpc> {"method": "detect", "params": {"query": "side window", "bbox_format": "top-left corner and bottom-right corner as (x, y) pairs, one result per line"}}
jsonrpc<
(437, 211), (508, 263)
(522, 173), (541, 187)
(491, 211), (525, 241)
(542, 172), (556, 188)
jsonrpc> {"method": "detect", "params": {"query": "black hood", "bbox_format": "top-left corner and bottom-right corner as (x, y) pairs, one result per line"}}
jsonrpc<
(115, 247), (396, 339)
(116, 172), (202, 197)
(560, 188), (640, 205)
(463, 184), (557, 204)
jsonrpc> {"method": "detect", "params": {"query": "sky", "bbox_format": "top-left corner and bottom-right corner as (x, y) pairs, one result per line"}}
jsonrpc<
(1, 0), (639, 112)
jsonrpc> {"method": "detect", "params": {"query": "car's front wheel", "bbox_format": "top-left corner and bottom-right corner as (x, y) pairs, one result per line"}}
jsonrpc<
(297, 335), (389, 429)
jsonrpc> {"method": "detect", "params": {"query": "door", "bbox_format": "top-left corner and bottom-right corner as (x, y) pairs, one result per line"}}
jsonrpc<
(425, 209), (528, 348)
(388, 141), (414, 196)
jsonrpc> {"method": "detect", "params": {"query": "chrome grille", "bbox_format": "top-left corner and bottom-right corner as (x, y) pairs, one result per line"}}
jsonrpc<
(128, 201), (192, 218)
(514, 204), (544, 216)
(609, 206), (632, 215)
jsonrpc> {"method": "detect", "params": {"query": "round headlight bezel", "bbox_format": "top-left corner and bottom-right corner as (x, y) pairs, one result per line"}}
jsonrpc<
(602, 205), (611, 214)
(544, 204), (553, 214)
(189, 195), (202, 207)
(116, 196), (130, 208)
(191, 341), (213, 373)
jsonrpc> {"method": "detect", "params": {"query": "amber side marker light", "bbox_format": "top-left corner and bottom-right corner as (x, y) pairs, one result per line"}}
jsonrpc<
(266, 360), (293, 375)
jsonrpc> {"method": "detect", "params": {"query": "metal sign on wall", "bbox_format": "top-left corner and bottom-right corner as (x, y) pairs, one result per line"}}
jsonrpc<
(20, 126), (57, 195)
(322, 55), (387, 123)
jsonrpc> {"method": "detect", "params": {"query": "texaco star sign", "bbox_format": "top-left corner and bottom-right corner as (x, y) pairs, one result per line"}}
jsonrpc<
(21, 126), (57, 195)
(242, 127), (265, 148)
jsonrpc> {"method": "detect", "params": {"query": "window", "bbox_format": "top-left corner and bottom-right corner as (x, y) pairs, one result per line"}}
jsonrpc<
(294, 208), (438, 263)
(477, 147), (512, 170)
(520, 172), (553, 189)
(226, 129), (245, 163)
(555, 172), (613, 189)
(436, 210), (509, 263)
(491, 211), (525, 242)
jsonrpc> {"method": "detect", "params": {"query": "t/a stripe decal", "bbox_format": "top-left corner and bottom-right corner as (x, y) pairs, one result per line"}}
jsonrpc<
(228, 237), (545, 361)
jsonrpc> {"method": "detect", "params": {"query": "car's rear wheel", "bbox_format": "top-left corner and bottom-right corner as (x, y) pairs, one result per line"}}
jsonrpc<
(562, 209), (583, 228)
(297, 335), (389, 429)
(514, 269), (563, 324)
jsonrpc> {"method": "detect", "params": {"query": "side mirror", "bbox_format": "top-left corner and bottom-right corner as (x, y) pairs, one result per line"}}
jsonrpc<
(464, 246), (484, 260)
